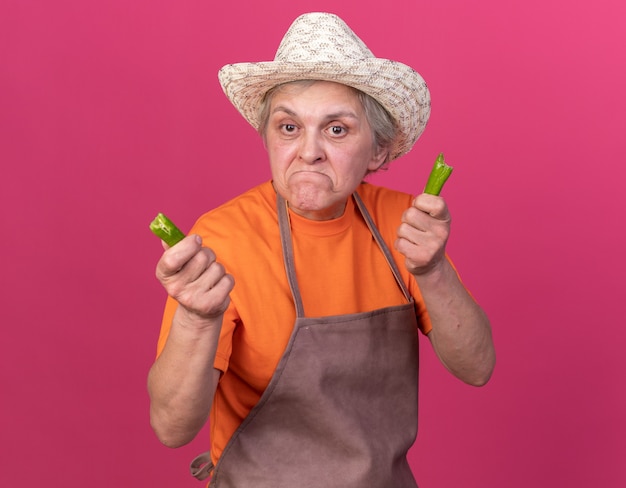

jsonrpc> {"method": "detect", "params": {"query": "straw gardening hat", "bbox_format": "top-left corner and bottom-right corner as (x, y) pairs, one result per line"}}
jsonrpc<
(218, 12), (431, 161)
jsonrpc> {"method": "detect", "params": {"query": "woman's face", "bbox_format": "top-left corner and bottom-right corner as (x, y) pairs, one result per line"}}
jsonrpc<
(265, 81), (387, 221)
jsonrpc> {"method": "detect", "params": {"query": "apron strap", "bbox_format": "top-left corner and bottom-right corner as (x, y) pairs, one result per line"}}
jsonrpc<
(352, 191), (413, 303)
(277, 193), (306, 317)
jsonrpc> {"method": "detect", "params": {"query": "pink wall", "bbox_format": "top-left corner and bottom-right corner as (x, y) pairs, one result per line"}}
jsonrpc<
(2, 1), (625, 486)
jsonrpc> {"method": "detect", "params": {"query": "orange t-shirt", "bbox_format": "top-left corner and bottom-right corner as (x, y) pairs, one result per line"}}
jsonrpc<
(156, 181), (432, 465)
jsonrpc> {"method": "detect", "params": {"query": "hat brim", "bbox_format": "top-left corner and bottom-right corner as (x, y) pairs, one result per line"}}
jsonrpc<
(218, 58), (431, 161)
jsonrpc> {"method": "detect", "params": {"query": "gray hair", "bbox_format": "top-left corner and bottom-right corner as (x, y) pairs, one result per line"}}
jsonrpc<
(256, 80), (398, 170)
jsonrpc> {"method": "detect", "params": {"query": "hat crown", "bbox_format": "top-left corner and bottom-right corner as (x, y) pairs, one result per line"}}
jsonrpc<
(218, 12), (431, 161)
(275, 13), (374, 63)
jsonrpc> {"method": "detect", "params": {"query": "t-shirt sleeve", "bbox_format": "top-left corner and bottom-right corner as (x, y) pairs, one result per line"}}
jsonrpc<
(213, 303), (238, 373)
(155, 295), (178, 357)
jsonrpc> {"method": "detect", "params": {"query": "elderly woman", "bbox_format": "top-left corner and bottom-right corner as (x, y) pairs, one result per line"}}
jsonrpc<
(148, 12), (495, 488)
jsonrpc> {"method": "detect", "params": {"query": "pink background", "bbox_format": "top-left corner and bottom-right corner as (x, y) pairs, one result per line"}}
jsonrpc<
(2, 1), (625, 486)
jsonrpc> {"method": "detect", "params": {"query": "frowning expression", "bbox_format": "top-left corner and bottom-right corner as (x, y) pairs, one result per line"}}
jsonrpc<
(265, 81), (387, 221)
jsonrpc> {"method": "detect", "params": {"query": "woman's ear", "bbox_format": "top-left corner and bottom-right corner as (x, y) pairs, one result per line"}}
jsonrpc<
(368, 145), (389, 172)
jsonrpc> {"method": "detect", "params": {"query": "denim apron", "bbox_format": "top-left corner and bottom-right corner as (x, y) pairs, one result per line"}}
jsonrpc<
(191, 192), (420, 487)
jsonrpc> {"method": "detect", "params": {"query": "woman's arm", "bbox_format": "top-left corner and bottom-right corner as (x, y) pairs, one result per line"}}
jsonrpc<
(395, 194), (495, 386)
(147, 235), (234, 447)
(414, 258), (495, 386)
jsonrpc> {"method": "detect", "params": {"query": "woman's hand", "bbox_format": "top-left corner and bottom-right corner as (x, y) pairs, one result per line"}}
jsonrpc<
(395, 193), (451, 277)
(156, 235), (234, 323)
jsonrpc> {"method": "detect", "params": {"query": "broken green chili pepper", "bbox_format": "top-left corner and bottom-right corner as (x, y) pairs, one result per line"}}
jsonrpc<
(149, 212), (186, 247)
(424, 153), (453, 196)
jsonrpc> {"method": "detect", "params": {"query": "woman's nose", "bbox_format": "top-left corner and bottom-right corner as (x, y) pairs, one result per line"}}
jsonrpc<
(298, 132), (325, 164)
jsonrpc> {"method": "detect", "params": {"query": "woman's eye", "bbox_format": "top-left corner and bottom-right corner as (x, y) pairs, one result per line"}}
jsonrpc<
(329, 126), (346, 136)
(280, 124), (297, 133)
